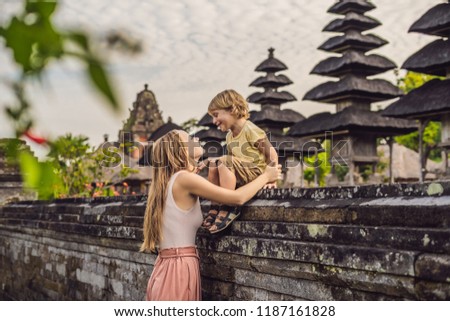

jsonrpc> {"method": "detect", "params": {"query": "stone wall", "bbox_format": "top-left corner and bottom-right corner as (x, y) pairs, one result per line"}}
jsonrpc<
(0, 139), (37, 205)
(1, 183), (449, 300)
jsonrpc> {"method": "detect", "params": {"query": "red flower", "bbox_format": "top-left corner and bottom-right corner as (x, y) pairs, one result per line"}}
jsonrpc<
(23, 130), (47, 145)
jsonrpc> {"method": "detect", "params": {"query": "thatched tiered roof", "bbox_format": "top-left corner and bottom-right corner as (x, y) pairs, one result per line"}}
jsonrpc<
(319, 30), (387, 53)
(304, 75), (402, 104)
(247, 48), (309, 158)
(305, 1), (401, 107)
(409, 2), (450, 37)
(383, 2), (450, 181)
(248, 48), (297, 107)
(247, 90), (297, 106)
(382, 79), (450, 120)
(254, 48), (288, 72)
(267, 132), (324, 154)
(383, 2), (450, 121)
(198, 113), (215, 127)
(250, 106), (305, 128)
(148, 119), (182, 141)
(311, 50), (396, 77)
(323, 12), (381, 32)
(327, 0), (375, 15)
(249, 74), (293, 89)
(402, 39), (450, 77)
(288, 107), (417, 138)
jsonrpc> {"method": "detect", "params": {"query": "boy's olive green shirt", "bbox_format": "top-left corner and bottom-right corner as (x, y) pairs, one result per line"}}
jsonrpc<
(225, 120), (267, 172)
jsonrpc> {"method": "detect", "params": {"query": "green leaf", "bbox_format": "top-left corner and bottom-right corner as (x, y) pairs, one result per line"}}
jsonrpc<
(87, 59), (120, 112)
(1, 17), (34, 71)
(0, 1), (63, 73)
(26, 0), (58, 19)
(18, 149), (65, 200)
(18, 150), (40, 188)
(66, 32), (89, 51)
(38, 161), (64, 199)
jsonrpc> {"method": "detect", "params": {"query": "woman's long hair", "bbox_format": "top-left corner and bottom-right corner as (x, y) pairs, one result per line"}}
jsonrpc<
(140, 130), (193, 253)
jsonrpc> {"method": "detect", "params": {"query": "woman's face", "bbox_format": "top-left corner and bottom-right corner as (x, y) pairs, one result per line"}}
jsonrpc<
(178, 131), (204, 161)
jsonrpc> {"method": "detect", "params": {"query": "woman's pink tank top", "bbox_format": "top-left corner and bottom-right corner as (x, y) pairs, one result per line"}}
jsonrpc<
(159, 171), (203, 250)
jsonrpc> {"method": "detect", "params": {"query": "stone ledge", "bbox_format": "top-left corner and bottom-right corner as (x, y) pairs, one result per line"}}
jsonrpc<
(199, 251), (418, 300)
(197, 235), (417, 276)
(6, 181), (450, 207)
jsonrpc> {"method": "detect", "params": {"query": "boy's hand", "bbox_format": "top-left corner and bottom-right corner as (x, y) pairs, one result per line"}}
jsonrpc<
(264, 162), (282, 185)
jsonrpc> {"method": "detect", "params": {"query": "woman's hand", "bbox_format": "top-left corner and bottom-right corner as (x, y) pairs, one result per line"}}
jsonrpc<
(195, 159), (209, 174)
(195, 157), (221, 174)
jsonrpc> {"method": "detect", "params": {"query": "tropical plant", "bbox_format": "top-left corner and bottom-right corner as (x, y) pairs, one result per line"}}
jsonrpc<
(0, 0), (137, 199)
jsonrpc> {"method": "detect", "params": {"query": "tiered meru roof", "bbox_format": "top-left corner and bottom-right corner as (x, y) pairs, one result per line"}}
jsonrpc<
(382, 1), (450, 120)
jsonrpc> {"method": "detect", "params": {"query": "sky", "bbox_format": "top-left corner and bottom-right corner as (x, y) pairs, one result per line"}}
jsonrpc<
(0, 0), (442, 156)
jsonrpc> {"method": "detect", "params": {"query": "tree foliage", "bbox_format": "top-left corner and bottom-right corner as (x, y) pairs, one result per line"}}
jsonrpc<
(46, 134), (137, 198)
(181, 118), (200, 135)
(303, 140), (331, 186)
(0, 0), (137, 199)
(394, 71), (444, 162)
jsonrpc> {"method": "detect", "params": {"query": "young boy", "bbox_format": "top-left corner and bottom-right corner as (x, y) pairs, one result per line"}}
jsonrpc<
(201, 89), (279, 234)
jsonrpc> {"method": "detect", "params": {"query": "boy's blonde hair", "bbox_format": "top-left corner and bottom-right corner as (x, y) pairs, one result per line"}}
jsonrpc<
(208, 89), (250, 119)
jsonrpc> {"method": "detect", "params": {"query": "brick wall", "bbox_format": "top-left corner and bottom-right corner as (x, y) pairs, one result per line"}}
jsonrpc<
(1, 183), (449, 300)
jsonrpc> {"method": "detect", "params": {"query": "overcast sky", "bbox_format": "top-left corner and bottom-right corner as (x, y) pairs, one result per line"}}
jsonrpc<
(0, 0), (442, 156)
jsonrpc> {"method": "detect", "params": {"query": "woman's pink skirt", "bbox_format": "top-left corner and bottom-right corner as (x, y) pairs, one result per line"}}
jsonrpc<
(146, 246), (201, 301)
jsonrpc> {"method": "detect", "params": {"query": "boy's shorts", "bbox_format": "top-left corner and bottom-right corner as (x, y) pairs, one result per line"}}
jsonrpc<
(219, 155), (264, 187)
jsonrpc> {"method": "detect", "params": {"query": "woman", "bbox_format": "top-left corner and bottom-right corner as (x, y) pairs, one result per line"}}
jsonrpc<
(141, 130), (280, 301)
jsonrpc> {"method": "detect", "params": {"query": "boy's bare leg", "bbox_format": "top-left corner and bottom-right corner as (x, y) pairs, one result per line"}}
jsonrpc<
(208, 159), (238, 232)
(217, 159), (236, 190)
(208, 162), (220, 186)
(203, 161), (220, 228)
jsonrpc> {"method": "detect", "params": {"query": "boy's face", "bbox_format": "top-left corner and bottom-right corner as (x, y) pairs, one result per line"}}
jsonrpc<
(210, 108), (236, 132)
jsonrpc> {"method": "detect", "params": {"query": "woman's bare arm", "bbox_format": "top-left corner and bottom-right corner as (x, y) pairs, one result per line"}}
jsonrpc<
(177, 165), (280, 205)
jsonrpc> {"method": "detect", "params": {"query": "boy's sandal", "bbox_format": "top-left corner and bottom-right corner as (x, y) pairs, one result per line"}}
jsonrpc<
(209, 205), (242, 234)
(202, 204), (221, 228)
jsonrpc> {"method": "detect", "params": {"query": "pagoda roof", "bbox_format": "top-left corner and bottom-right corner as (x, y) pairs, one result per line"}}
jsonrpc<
(303, 75), (403, 104)
(323, 12), (381, 33)
(319, 30), (387, 53)
(382, 79), (450, 120)
(328, 0), (376, 15)
(194, 128), (226, 141)
(248, 90), (297, 105)
(250, 106), (305, 127)
(402, 39), (450, 77)
(148, 121), (182, 141)
(311, 50), (397, 77)
(267, 132), (324, 154)
(255, 48), (288, 73)
(198, 113), (215, 127)
(409, 3), (450, 37)
(249, 73), (293, 88)
(288, 107), (417, 138)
